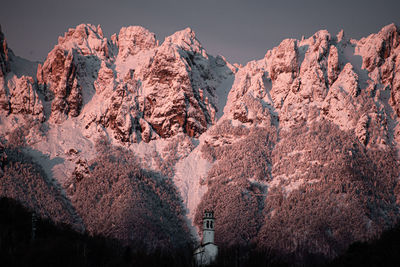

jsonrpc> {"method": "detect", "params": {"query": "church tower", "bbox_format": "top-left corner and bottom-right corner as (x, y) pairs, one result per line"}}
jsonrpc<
(202, 210), (215, 244)
(194, 210), (218, 265)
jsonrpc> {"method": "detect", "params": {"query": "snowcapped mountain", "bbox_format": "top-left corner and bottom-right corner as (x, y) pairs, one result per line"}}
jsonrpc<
(1, 22), (400, 260)
(34, 24), (234, 141)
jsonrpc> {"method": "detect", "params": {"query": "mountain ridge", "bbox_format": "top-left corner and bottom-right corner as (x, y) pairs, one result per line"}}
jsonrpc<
(1, 22), (400, 261)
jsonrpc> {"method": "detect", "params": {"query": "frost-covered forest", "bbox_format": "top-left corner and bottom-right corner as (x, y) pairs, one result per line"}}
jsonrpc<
(0, 135), (80, 228)
(196, 119), (400, 263)
(68, 137), (191, 251)
(2, 119), (400, 265)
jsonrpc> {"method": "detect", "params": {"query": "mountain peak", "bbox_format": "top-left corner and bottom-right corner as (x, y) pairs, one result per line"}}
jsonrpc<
(336, 29), (345, 42)
(116, 25), (157, 59)
(53, 24), (109, 60)
(0, 24), (11, 75)
(379, 23), (398, 37)
(59, 24), (101, 44)
(164, 27), (203, 54)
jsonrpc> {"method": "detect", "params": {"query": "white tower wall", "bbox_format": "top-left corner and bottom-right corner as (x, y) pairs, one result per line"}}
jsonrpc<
(194, 210), (218, 266)
(202, 211), (215, 244)
(203, 227), (214, 244)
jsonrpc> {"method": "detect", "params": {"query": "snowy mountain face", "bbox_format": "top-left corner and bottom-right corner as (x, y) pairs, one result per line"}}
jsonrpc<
(1, 23), (400, 260)
(223, 25), (399, 142)
(34, 24), (234, 142)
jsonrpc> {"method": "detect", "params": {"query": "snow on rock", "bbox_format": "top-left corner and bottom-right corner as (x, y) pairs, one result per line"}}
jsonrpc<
(116, 26), (157, 60)
(37, 49), (83, 122)
(268, 38), (299, 109)
(55, 24), (110, 59)
(0, 25), (11, 76)
(351, 23), (400, 146)
(174, 144), (210, 235)
(0, 26), (12, 111)
(110, 26), (234, 139)
(0, 24), (236, 228)
(278, 30), (331, 127)
(7, 75), (44, 121)
(216, 24), (400, 203)
(355, 23), (399, 73)
(355, 114), (370, 145)
(321, 63), (359, 130)
(35, 24), (234, 143)
(93, 61), (115, 94)
(224, 24), (399, 147)
(164, 27), (205, 56)
(0, 25), (42, 119)
(36, 24), (109, 123)
(355, 24), (400, 116)
(327, 45), (340, 86)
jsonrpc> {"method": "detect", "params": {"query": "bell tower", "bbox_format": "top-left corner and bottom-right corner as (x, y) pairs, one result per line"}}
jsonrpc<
(194, 210), (218, 265)
(202, 210), (215, 244)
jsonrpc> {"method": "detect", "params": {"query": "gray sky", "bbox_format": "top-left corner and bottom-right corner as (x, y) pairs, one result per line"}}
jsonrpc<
(1, 0), (399, 64)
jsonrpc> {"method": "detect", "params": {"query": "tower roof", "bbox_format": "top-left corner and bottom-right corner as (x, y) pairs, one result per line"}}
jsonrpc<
(203, 210), (215, 219)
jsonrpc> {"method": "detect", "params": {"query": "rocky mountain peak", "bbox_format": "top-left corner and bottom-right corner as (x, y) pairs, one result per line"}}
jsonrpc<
(356, 23), (399, 73)
(116, 26), (157, 60)
(354, 23), (400, 122)
(0, 25), (11, 110)
(336, 29), (345, 43)
(223, 23), (400, 148)
(2, 23), (399, 146)
(0, 26), (44, 119)
(163, 27), (205, 56)
(0, 25), (11, 75)
(36, 24), (113, 122)
(56, 24), (109, 59)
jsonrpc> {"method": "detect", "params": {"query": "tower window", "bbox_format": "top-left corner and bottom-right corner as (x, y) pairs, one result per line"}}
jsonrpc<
(206, 220), (210, 228)
(210, 221), (213, 229)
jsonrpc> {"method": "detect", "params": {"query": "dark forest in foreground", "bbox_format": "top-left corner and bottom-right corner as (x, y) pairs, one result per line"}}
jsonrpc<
(0, 197), (193, 267)
(2, 197), (400, 267)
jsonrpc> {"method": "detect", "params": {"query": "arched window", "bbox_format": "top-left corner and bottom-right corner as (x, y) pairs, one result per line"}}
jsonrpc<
(206, 220), (210, 228)
(210, 221), (213, 229)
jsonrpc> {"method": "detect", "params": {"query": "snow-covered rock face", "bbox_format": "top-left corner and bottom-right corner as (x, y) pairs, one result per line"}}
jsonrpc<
(116, 26), (157, 60)
(224, 24), (400, 147)
(55, 24), (110, 59)
(0, 25), (11, 111)
(2, 21), (398, 149)
(355, 23), (400, 118)
(36, 24), (109, 123)
(33, 24), (233, 141)
(0, 26), (43, 120)
(37, 48), (83, 122)
(119, 27), (234, 139)
(164, 27), (204, 55)
(0, 25), (10, 76)
(7, 75), (44, 121)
